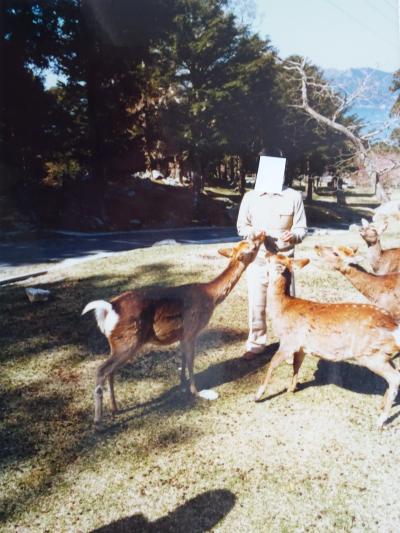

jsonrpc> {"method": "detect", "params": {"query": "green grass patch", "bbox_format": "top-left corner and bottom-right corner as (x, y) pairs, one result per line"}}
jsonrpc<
(2, 224), (400, 532)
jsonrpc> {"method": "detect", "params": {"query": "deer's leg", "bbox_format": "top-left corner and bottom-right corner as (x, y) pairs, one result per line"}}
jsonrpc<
(288, 350), (305, 393)
(379, 366), (400, 429)
(254, 349), (291, 401)
(108, 373), (117, 416)
(380, 389), (388, 411)
(182, 338), (197, 396)
(179, 343), (187, 387)
(94, 348), (134, 424)
(183, 337), (218, 400)
(360, 356), (400, 430)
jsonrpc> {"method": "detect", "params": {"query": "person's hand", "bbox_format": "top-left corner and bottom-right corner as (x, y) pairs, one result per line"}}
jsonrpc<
(280, 230), (295, 243)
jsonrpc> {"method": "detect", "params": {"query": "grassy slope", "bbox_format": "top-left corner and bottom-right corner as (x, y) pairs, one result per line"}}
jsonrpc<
(1, 223), (400, 532)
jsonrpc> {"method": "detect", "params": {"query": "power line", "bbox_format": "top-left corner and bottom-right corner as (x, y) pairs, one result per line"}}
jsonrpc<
(364, 0), (395, 25)
(324, 0), (399, 51)
(382, 0), (397, 10)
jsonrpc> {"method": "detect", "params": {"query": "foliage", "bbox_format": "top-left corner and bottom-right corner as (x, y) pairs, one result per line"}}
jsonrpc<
(1, 0), (358, 210)
(391, 69), (400, 117)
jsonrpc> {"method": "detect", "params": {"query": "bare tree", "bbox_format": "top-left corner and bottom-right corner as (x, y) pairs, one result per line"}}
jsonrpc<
(282, 57), (400, 202)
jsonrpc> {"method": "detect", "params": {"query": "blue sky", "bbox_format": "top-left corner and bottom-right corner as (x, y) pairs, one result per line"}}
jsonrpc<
(250, 0), (399, 72)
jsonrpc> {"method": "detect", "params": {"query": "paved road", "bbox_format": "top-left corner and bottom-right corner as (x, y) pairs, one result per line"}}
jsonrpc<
(0, 226), (240, 270)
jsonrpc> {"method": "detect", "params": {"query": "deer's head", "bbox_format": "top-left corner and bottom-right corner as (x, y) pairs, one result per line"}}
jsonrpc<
(315, 245), (362, 272)
(218, 232), (265, 265)
(267, 253), (309, 283)
(359, 218), (387, 246)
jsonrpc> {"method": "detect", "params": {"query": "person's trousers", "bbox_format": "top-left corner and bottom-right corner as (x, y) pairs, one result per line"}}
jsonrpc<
(245, 260), (295, 353)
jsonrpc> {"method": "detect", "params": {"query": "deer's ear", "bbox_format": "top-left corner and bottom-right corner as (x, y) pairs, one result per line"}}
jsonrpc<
(218, 247), (233, 258)
(338, 245), (356, 256)
(293, 258), (310, 269)
(361, 218), (369, 228)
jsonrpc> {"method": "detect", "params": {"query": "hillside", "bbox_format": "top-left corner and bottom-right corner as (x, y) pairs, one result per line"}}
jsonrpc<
(325, 68), (398, 139)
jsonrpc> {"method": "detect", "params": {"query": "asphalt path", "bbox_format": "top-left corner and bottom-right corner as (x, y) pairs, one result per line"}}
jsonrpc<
(0, 226), (240, 270)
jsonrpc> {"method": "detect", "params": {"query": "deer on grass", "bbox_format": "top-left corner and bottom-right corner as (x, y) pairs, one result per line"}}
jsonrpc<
(358, 218), (400, 274)
(254, 253), (400, 429)
(82, 233), (265, 424)
(315, 245), (400, 322)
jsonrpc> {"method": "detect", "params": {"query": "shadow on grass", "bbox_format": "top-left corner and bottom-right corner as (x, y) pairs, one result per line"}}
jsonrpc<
(0, 261), (231, 521)
(91, 489), (236, 533)
(306, 360), (400, 425)
(0, 385), (74, 466)
(0, 260), (209, 364)
(251, 349), (400, 409)
(104, 342), (278, 432)
(305, 200), (375, 227)
(117, 326), (250, 382)
(310, 359), (390, 396)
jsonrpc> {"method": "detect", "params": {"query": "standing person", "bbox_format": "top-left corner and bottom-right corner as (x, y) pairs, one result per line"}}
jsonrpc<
(237, 149), (307, 359)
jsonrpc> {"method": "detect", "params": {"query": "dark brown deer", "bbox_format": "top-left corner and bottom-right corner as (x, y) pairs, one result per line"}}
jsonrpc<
(358, 218), (400, 274)
(254, 253), (400, 429)
(82, 234), (265, 424)
(315, 244), (400, 321)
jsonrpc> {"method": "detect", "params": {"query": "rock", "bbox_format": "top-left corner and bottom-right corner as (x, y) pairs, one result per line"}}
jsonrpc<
(152, 239), (180, 247)
(349, 224), (360, 232)
(25, 287), (51, 303)
(151, 170), (164, 179)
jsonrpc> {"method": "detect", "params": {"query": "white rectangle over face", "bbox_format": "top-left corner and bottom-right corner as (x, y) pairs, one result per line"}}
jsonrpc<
(255, 156), (286, 193)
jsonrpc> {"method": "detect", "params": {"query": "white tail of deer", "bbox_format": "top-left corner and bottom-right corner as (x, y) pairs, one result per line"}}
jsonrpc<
(82, 233), (265, 424)
(254, 253), (400, 430)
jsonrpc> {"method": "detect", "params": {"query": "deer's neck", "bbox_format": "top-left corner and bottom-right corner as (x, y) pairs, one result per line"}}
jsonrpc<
(366, 240), (382, 271)
(204, 260), (246, 305)
(267, 273), (291, 315)
(340, 263), (381, 299)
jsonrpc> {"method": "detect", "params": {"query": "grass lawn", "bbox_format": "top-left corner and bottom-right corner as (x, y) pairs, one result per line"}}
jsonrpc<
(2, 219), (400, 532)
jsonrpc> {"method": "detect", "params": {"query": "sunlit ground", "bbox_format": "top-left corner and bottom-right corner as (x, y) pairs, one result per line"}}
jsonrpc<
(1, 218), (400, 532)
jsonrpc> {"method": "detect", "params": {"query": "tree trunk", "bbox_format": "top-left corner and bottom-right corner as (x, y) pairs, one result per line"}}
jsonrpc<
(306, 175), (313, 202)
(82, 1), (105, 182)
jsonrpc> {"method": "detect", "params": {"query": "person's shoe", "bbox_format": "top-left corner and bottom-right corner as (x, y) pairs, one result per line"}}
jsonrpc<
(242, 351), (262, 361)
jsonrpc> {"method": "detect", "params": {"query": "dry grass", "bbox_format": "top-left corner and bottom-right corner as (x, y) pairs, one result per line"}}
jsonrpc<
(2, 220), (400, 532)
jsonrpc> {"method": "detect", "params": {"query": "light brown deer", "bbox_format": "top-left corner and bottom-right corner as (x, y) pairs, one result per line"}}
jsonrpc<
(82, 233), (265, 424)
(315, 244), (400, 321)
(358, 218), (400, 274)
(254, 253), (400, 429)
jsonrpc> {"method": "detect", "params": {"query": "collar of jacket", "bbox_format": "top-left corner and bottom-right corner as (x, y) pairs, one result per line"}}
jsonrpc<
(257, 185), (288, 197)
(258, 190), (283, 197)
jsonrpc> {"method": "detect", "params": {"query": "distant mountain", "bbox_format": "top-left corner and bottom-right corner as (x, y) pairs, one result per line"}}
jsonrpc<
(325, 68), (398, 139)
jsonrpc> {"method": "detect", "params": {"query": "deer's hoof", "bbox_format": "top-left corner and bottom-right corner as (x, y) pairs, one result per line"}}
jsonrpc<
(198, 389), (219, 400)
(376, 415), (386, 431)
(254, 387), (265, 402)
